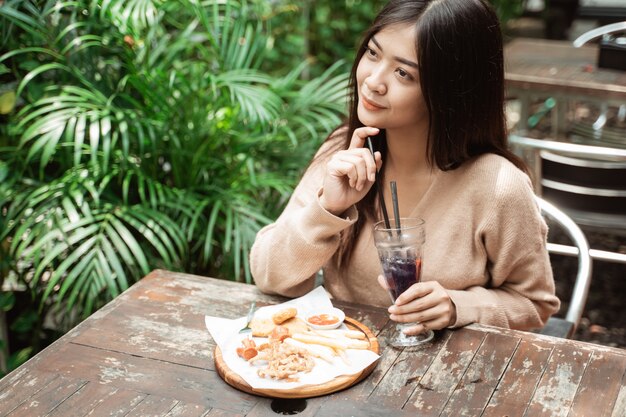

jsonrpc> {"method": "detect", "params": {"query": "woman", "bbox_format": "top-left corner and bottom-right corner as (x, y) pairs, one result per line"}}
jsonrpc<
(250, 0), (560, 335)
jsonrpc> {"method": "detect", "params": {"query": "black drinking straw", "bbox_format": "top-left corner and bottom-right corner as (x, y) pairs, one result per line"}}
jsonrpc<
(390, 180), (401, 231)
(366, 137), (391, 229)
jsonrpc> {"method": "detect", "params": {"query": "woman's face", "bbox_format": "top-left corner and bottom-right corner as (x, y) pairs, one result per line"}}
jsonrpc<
(356, 23), (427, 133)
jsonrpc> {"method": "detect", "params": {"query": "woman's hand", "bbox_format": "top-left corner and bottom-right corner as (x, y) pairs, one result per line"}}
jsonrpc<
(319, 126), (382, 216)
(378, 275), (457, 335)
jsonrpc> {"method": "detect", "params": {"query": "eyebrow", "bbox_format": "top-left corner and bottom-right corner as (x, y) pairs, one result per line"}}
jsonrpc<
(370, 36), (419, 69)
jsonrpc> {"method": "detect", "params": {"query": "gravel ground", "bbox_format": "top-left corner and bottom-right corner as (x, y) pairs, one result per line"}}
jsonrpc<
(548, 225), (626, 349)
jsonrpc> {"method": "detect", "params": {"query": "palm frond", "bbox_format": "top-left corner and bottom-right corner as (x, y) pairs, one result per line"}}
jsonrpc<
(215, 69), (282, 123)
(98, 0), (161, 35)
(1, 0), (350, 317)
(4, 160), (197, 309)
(15, 86), (159, 171)
(0, 0), (47, 41)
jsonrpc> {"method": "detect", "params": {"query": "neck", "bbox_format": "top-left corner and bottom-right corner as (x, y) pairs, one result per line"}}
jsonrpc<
(384, 124), (431, 177)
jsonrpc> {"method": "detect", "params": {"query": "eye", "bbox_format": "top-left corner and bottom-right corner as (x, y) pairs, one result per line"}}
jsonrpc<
(396, 68), (414, 81)
(365, 46), (377, 58)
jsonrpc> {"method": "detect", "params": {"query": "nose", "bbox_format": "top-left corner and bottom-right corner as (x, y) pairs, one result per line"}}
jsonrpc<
(364, 69), (387, 95)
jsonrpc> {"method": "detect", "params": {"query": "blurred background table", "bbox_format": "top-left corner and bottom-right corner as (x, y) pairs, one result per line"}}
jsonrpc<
(1, 270), (625, 416)
(504, 37), (626, 138)
(504, 37), (626, 231)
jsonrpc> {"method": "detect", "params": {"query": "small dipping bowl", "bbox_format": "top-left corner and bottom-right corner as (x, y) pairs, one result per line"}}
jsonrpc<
(305, 307), (345, 330)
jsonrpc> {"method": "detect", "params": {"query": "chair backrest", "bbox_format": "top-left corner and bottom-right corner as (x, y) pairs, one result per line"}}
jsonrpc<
(573, 21), (626, 47)
(537, 196), (593, 333)
(510, 135), (626, 233)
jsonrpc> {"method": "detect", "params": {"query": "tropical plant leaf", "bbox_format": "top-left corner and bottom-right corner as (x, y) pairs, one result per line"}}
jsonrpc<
(0, 1), (46, 40)
(99, 0), (161, 34)
(1, 0), (349, 345)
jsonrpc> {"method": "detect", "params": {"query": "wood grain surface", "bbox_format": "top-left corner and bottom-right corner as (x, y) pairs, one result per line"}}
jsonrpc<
(504, 38), (626, 100)
(214, 317), (379, 399)
(0, 269), (624, 417)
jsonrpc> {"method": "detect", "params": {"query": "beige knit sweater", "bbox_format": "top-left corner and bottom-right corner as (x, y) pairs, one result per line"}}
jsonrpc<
(250, 142), (560, 331)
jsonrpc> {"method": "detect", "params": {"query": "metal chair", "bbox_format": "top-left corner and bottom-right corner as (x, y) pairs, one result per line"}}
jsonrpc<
(537, 196), (593, 339)
(510, 134), (626, 239)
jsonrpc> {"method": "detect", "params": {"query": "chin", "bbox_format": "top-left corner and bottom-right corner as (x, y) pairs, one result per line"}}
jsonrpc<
(357, 106), (384, 129)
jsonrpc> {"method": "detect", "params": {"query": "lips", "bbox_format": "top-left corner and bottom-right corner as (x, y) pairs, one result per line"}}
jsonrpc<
(361, 95), (386, 111)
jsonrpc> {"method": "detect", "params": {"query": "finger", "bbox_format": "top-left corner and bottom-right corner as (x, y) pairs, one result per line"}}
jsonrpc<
(328, 157), (356, 177)
(390, 292), (442, 318)
(399, 323), (428, 336)
(334, 155), (361, 189)
(391, 301), (451, 328)
(328, 159), (358, 187)
(362, 149), (377, 182)
(336, 153), (369, 191)
(390, 307), (436, 324)
(418, 317), (448, 331)
(349, 127), (380, 149)
(374, 151), (383, 172)
(346, 148), (378, 182)
(394, 282), (432, 307)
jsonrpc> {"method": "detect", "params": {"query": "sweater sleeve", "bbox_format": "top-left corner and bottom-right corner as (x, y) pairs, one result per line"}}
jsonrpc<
(249, 135), (358, 298)
(447, 170), (561, 331)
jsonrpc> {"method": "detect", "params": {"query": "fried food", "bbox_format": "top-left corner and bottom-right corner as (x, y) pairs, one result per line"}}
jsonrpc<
(234, 305), (370, 383)
(291, 332), (349, 350)
(272, 307), (298, 324)
(314, 328), (366, 340)
(281, 317), (308, 334)
(251, 314), (307, 337)
(250, 340), (314, 381)
(291, 331), (369, 350)
(284, 338), (335, 363)
(236, 337), (258, 360)
(269, 325), (290, 343)
(250, 318), (275, 337)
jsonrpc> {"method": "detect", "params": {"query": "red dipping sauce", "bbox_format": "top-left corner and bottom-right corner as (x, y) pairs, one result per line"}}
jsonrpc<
(307, 314), (339, 326)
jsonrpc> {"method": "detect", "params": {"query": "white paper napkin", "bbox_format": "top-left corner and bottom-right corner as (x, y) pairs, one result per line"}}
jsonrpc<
(205, 286), (380, 390)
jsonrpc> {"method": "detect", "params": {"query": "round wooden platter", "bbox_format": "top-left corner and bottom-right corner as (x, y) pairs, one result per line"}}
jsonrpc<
(214, 317), (380, 399)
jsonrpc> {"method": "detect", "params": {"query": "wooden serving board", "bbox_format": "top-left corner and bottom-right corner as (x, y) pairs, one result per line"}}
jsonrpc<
(214, 317), (380, 399)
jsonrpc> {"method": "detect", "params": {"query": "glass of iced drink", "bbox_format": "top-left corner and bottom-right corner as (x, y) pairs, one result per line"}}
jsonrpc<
(373, 217), (434, 347)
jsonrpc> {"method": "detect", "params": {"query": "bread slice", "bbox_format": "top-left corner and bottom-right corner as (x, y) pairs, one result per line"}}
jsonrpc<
(250, 318), (275, 337)
(271, 307), (298, 324)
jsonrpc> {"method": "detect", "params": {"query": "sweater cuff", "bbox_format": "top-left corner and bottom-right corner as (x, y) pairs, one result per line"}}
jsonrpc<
(315, 188), (359, 223)
(446, 290), (477, 328)
(446, 288), (508, 328)
(294, 189), (358, 240)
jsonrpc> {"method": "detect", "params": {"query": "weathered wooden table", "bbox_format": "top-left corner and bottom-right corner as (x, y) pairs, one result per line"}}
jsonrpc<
(1, 270), (625, 416)
(504, 37), (626, 136)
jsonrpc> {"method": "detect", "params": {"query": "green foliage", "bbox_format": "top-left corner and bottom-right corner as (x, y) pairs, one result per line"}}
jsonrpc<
(0, 0), (348, 369)
(491, 0), (526, 30)
(0, 0), (524, 373)
(260, 0), (388, 77)
(261, 0), (524, 79)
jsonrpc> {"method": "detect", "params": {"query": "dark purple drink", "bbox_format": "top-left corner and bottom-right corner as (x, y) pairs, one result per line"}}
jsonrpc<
(381, 257), (422, 300)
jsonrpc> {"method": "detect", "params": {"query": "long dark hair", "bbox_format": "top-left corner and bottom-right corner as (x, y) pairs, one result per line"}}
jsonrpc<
(323, 0), (527, 266)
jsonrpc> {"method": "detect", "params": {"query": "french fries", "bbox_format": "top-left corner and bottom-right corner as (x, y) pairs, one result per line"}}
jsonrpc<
(291, 332), (349, 350)
(235, 308), (372, 380)
(345, 338), (370, 350)
(284, 338), (335, 363)
(313, 328), (366, 340)
(311, 330), (369, 350)
(292, 330), (370, 350)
